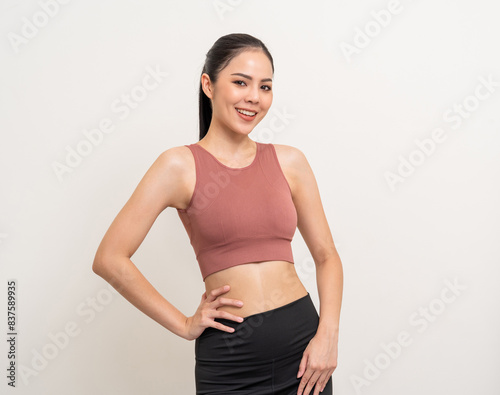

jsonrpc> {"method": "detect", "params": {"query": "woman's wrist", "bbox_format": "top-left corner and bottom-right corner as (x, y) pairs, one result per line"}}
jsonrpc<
(181, 315), (195, 341)
(316, 320), (339, 339)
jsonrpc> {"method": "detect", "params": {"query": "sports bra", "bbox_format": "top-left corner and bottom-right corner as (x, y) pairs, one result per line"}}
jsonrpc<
(176, 141), (298, 281)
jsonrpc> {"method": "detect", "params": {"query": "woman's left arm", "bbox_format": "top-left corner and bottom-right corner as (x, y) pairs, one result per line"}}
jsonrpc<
(276, 144), (344, 395)
(298, 252), (342, 394)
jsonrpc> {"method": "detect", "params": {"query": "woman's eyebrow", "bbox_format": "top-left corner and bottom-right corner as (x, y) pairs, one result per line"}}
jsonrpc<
(230, 72), (273, 82)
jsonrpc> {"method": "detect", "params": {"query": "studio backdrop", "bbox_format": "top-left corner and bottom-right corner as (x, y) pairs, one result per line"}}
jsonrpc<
(1, 0), (499, 394)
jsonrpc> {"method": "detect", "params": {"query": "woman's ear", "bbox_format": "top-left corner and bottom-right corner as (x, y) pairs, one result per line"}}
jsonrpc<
(201, 73), (213, 100)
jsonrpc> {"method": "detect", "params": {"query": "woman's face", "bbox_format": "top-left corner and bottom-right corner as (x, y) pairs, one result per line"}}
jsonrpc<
(202, 49), (273, 136)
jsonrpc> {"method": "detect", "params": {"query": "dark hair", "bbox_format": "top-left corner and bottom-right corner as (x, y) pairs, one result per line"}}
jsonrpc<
(198, 33), (274, 140)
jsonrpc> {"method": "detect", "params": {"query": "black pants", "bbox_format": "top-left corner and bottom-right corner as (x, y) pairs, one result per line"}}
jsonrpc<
(195, 293), (333, 394)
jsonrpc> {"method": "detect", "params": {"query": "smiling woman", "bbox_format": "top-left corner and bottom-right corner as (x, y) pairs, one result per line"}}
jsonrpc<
(198, 44), (274, 140)
(92, 33), (342, 395)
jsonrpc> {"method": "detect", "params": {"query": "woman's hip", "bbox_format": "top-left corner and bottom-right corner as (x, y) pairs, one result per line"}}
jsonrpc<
(195, 292), (319, 363)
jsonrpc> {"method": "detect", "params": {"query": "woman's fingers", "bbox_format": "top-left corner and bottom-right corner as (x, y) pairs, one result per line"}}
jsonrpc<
(206, 285), (244, 308)
(218, 311), (244, 323)
(212, 321), (236, 333)
(201, 284), (246, 333)
(299, 370), (321, 395)
(214, 296), (244, 308)
(210, 312), (245, 333)
(206, 285), (230, 301)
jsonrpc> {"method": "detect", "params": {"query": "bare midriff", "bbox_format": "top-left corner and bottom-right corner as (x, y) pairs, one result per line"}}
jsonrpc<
(204, 260), (309, 319)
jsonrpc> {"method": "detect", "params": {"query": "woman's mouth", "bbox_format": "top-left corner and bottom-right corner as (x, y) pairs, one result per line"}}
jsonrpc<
(236, 108), (257, 121)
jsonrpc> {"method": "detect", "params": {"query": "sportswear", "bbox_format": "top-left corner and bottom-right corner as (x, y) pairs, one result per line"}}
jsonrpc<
(195, 292), (333, 394)
(176, 141), (297, 281)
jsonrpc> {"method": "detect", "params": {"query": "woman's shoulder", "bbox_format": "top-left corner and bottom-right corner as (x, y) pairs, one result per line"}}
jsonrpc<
(149, 145), (198, 191)
(268, 143), (309, 170)
(149, 145), (197, 210)
(155, 144), (195, 170)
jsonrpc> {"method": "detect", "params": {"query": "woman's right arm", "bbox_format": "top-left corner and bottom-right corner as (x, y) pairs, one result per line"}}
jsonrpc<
(92, 147), (192, 339)
(92, 147), (244, 341)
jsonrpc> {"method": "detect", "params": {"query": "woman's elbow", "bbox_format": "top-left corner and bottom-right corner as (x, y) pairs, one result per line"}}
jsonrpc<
(92, 256), (104, 276)
(92, 251), (113, 276)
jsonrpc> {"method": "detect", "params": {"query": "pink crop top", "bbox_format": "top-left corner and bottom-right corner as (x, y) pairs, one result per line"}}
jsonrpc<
(176, 141), (297, 281)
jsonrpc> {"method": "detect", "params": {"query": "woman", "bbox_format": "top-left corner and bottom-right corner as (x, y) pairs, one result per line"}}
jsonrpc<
(93, 33), (343, 395)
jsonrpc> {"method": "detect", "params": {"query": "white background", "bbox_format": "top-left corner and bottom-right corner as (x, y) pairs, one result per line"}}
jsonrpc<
(1, 0), (499, 394)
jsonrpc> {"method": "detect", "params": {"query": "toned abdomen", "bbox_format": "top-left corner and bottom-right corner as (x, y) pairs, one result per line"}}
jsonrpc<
(204, 260), (308, 319)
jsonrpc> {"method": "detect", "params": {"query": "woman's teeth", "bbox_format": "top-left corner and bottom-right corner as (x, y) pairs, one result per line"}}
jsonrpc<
(236, 108), (256, 116)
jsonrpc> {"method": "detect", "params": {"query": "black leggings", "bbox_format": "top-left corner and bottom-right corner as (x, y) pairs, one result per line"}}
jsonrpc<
(195, 293), (333, 394)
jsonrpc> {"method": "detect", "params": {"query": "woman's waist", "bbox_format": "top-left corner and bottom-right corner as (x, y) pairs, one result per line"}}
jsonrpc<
(204, 260), (308, 318)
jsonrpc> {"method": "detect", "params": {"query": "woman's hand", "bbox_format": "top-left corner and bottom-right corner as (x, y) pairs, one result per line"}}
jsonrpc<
(183, 285), (244, 340)
(296, 330), (338, 394)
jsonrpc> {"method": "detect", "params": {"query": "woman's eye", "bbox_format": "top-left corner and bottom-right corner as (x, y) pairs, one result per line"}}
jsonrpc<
(233, 81), (271, 91)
